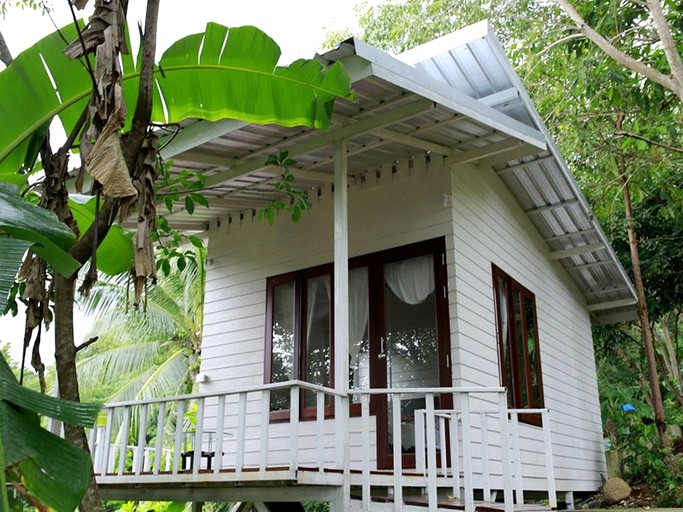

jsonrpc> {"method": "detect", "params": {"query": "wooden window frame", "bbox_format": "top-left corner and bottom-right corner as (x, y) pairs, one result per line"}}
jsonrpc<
(492, 264), (545, 427)
(264, 238), (452, 423)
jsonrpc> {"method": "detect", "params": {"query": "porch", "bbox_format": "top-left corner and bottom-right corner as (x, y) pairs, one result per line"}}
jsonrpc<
(88, 381), (558, 511)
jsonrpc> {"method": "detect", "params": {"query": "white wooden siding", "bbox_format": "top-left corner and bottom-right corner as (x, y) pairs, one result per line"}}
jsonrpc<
(198, 154), (606, 492)
(448, 161), (606, 491)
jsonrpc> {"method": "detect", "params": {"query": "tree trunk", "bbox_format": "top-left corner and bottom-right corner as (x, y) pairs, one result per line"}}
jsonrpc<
(0, 30), (13, 66)
(618, 149), (669, 448)
(54, 272), (103, 512)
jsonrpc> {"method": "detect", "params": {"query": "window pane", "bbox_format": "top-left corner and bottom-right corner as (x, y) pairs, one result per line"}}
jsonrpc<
(513, 290), (528, 408)
(271, 281), (295, 411)
(383, 255), (439, 456)
(349, 267), (370, 404)
(497, 276), (515, 408)
(524, 297), (542, 408)
(304, 274), (331, 407)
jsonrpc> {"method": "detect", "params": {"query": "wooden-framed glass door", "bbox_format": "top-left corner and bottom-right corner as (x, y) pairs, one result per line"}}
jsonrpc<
(370, 239), (452, 469)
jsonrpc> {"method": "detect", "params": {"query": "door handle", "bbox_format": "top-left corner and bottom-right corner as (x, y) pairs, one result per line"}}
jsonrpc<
(378, 337), (386, 359)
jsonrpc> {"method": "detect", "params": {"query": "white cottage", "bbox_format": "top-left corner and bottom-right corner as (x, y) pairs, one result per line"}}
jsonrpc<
(91, 21), (637, 512)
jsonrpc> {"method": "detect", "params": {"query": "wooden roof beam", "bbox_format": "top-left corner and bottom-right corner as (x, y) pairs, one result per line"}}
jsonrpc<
(203, 98), (436, 189)
(370, 127), (455, 156)
(525, 199), (579, 215)
(587, 298), (638, 312)
(549, 243), (606, 260)
(448, 139), (528, 166)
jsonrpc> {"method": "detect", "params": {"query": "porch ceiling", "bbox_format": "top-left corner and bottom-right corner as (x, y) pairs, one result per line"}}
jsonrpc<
(156, 21), (636, 325)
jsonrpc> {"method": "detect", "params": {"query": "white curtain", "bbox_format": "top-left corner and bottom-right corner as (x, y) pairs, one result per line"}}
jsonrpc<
(306, 275), (331, 344)
(348, 267), (369, 362)
(384, 254), (435, 305)
(498, 278), (508, 353)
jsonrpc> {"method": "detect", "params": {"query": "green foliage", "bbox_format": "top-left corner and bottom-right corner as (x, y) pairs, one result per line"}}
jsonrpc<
(603, 400), (683, 505)
(0, 183), (79, 279)
(78, 246), (206, 404)
(0, 22), (354, 175)
(304, 502), (331, 512)
(0, 351), (100, 511)
(0, 0), (47, 18)
(70, 194), (135, 276)
(258, 151), (312, 225)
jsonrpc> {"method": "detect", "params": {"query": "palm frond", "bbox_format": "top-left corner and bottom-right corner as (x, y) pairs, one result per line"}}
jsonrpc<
(77, 342), (161, 393)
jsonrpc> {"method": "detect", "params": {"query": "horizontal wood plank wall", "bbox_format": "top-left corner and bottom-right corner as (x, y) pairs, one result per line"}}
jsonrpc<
(448, 162), (606, 493)
(200, 155), (454, 470)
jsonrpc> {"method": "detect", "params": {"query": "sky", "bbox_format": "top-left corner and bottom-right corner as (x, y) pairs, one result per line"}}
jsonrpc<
(0, 0), (369, 367)
(1, 0), (367, 65)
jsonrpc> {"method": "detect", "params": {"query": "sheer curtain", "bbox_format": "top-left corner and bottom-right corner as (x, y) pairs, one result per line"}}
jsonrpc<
(384, 254), (434, 305)
(305, 275), (331, 390)
(349, 267), (369, 391)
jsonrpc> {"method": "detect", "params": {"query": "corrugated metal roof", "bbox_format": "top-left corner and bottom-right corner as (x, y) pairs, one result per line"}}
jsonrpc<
(157, 21), (636, 325)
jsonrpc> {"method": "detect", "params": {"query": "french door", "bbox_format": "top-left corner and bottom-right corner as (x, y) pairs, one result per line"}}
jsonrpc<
(348, 238), (452, 469)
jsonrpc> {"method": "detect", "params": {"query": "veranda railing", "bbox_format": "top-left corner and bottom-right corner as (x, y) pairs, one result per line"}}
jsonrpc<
(85, 381), (555, 512)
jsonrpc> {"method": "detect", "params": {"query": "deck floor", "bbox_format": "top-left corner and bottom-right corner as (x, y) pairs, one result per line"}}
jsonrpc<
(359, 494), (551, 512)
(97, 465), (552, 512)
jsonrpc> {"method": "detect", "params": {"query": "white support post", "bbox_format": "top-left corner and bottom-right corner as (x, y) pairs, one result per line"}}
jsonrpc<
(450, 411), (460, 500)
(173, 400), (186, 474)
(153, 402), (166, 475)
(236, 392), (247, 475)
(94, 425), (106, 475)
(361, 394), (371, 511)
(426, 394), (438, 512)
(118, 406), (131, 476)
(193, 398), (205, 474)
(461, 394), (474, 512)
(289, 386), (300, 472)
(564, 491), (575, 511)
(333, 138), (350, 510)
(134, 404), (148, 475)
(498, 393), (513, 512)
(415, 410), (426, 474)
(392, 393), (403, 512)
(480, 412), (491, 502)
(439, 416), (448, 477)
(542, 410), (557, 508)
(88, 427), (97, 466)
(510, 411), (524, 505)
(317, 392), (325, 472)
(214, 396), (225, 474)
(260, 390), (270, 473)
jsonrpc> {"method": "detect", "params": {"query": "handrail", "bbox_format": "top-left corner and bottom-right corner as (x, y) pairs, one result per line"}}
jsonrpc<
(351, 386), (506, 395)
(103, 379), (346, 408)
(104, 383), (506, 409)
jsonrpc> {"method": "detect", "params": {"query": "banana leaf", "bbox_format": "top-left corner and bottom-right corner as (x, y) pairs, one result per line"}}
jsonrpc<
(70, 194), (134, 275)
(0, 183), (79, 277)
(0, 353), (100, 511)
(0, 238), (31, 313)
(0, 22), (354, 174)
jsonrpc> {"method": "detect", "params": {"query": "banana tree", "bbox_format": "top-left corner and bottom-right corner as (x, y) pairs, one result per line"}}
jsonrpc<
(0, 352), (100, 511)
(0, 183), (100, 511)
(0, 1), (353, 510)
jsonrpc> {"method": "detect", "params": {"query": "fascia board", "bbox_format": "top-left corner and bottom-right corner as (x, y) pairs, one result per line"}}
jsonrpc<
(351, 38), (547, 151)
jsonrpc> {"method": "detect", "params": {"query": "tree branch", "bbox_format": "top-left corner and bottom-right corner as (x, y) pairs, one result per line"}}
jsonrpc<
(126, 0), (160, 156)
(647, 0), (683, 94)
(69, 196), (119, 265)
(75, 336), (98, 352)
(0, 29), (12, 66)
(615, 130), (683, 154)
(555, 0), (681, 101)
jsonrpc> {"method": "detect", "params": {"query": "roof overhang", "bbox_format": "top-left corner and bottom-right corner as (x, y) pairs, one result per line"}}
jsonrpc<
(156, 21), (637, 326)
